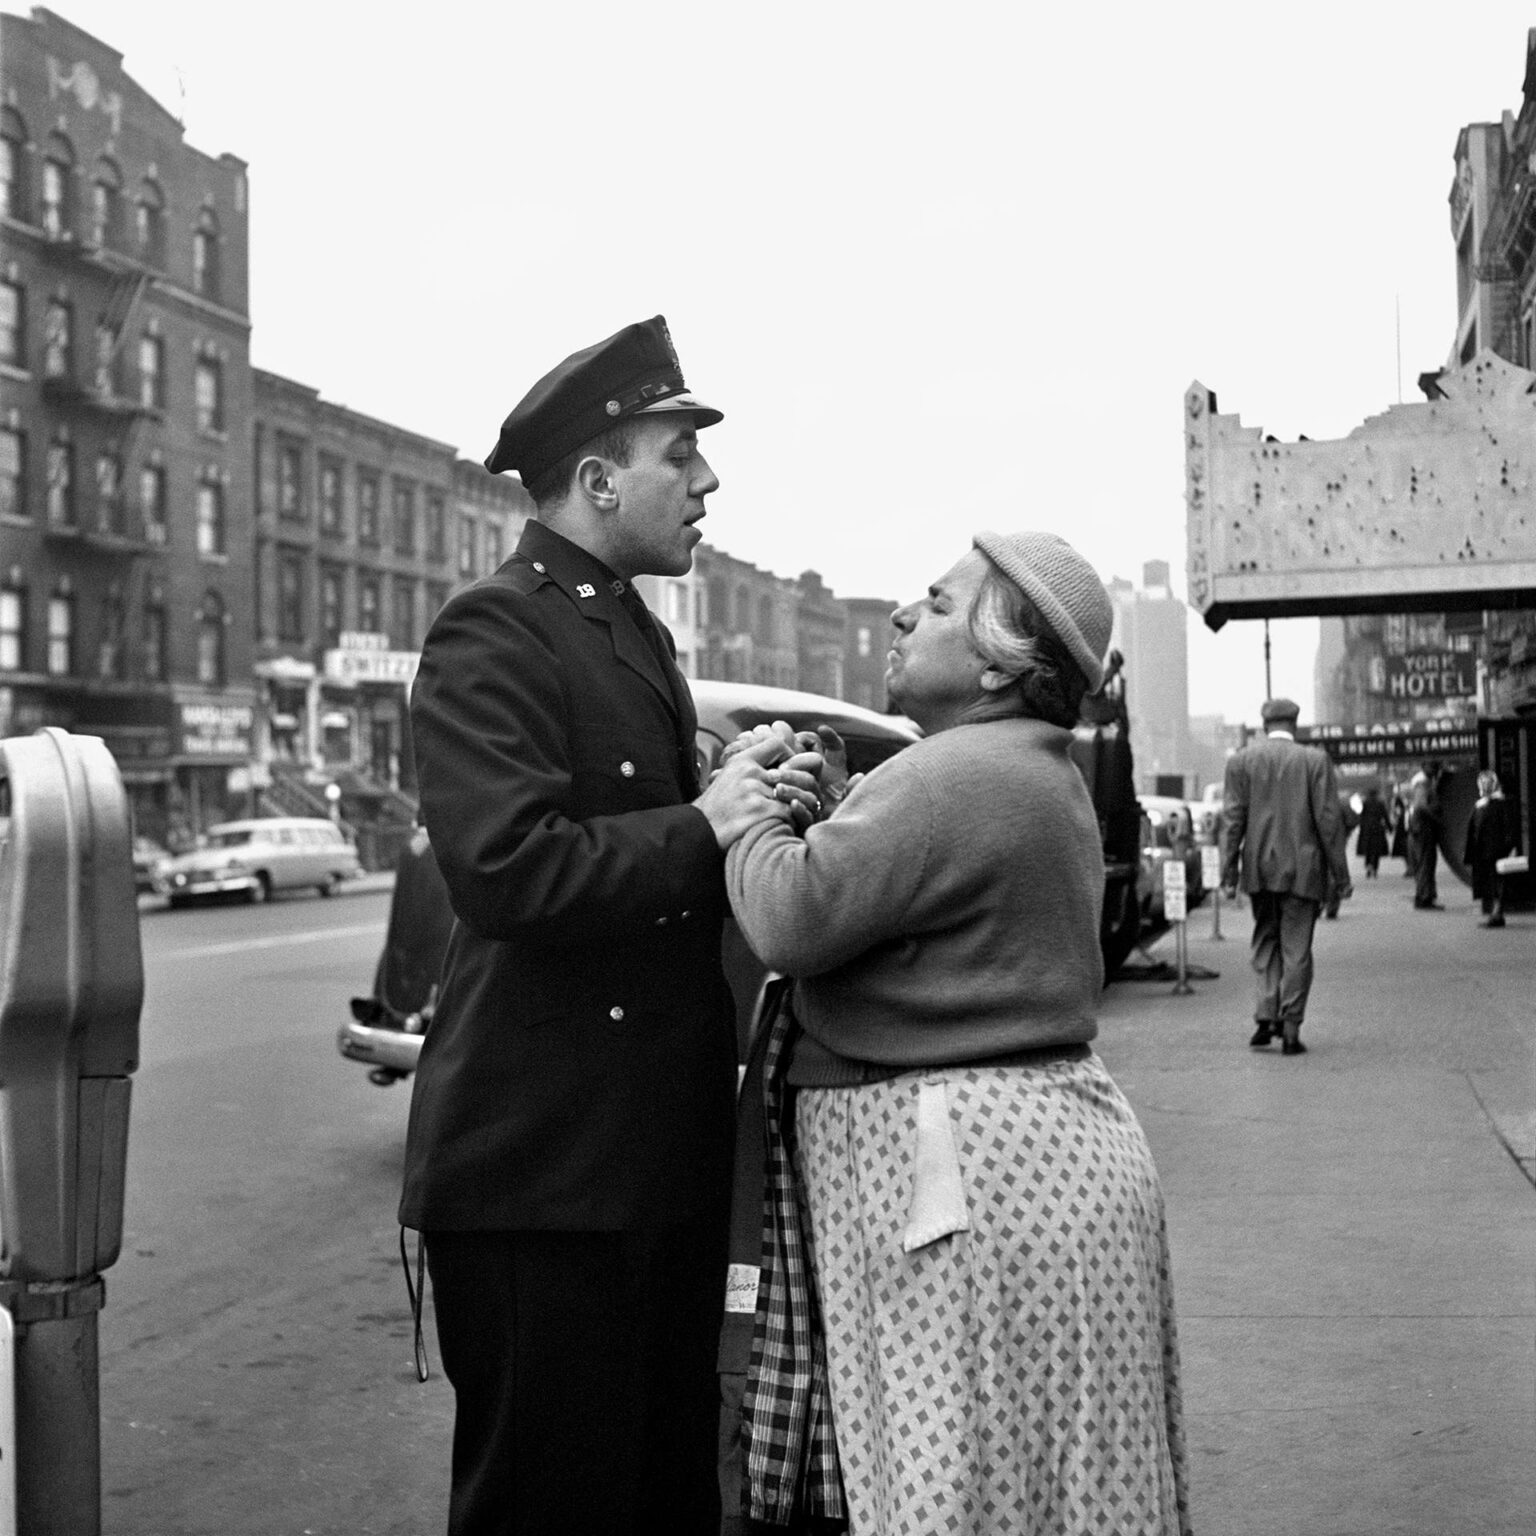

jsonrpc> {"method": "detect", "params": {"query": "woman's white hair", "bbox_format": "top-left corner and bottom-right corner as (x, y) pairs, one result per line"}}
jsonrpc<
(966, 566), (1085, 728)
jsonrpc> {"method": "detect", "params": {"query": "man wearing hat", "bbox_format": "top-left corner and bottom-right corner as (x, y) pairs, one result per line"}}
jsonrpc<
(1221, 697), (1352, 1055)
(400, 317), (811, 1533)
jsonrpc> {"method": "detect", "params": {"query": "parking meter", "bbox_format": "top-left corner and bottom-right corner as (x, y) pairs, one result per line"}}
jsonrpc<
(0, 728), (142, 1536)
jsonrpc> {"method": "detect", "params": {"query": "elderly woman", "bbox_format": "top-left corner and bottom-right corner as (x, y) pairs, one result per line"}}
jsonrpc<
(727, 532), (1190, 1535)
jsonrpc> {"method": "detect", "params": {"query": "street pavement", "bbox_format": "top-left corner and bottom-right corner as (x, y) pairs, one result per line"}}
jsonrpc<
(1096, 850), (1536, 1535)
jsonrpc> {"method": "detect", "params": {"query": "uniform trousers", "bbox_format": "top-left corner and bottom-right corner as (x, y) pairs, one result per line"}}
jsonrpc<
(425, 1219), (726, 1536)
(1248, 889), (1320, 1027)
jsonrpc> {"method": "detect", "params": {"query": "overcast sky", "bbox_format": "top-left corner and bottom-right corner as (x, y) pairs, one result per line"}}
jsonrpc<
(19, 1), (1536, 722)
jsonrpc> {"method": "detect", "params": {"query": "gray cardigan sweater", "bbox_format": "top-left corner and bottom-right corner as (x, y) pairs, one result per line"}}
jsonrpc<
(726, 715), (1104, 1067)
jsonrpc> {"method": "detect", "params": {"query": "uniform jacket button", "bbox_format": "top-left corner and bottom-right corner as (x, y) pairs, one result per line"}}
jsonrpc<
(655, 915), (669, 926)
(620, 761), (636, 777)
(609, 1005), (625, 1022)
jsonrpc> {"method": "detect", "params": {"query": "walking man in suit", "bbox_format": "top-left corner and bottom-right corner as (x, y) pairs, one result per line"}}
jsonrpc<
(401, 316), (817, 1534)
(1221, 697), (1352, 1056)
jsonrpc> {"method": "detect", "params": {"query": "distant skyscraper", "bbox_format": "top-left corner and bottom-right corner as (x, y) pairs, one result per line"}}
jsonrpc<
(1110, 564), (1192, 793)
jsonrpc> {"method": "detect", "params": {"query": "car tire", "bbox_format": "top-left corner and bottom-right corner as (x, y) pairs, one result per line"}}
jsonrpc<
(319, 873), (340, 898)
(247, 873), (271, 904)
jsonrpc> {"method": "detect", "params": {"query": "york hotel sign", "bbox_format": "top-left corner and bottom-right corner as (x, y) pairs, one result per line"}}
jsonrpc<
(1368, 651), (1476, 701)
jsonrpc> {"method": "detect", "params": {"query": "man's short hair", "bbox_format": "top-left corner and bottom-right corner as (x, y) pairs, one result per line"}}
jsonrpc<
(526, 421), (637, 509)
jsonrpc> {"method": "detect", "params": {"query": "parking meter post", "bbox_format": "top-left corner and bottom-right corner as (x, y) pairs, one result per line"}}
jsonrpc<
(0, 729), (142, 1536)
(1210, 886), (1223, 940)
(1171, 919), (1194, 995)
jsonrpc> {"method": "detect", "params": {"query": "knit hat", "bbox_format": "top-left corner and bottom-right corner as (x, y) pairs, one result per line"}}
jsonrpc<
(972, 531), (1113, 692)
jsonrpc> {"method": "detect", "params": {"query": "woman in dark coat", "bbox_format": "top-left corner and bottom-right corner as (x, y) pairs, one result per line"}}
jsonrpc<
(1464, 770), (1518, 927)
(1356, 786), (1391, 878)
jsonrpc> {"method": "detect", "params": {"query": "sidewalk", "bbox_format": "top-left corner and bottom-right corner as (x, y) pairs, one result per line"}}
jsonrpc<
(1095, 855), (1536, 1536)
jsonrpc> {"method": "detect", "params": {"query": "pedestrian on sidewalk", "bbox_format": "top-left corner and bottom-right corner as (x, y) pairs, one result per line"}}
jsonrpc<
(726, 532), (1191, 1535)
(1464, 769), (1518, 928)
(1323, 791), (1359, 918)
(1356, 783), (1390, 878)
(1221, 696), (1352, 1055)
(1407, 760), (1445, 909)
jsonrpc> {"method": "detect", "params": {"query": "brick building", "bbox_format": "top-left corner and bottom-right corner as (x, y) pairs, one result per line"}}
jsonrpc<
(0, 6), (254, 843)
(249, 367), (528, 856)
(842, 595), (897, 712)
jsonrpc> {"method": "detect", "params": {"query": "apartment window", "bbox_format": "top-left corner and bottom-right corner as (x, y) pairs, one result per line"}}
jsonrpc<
(318, 457), (344, 536)
(320, 564), (345, 647)
(138, 334), (164, 408)
(0, 584), (24, 671)
(857, 625), (872, 658)
(97, 585), (127, 680)
(197, 591), (225, 686)
(426, 580), (449, 626)
(135, 180), (165, 267)
(192, 210), (220, 300)
(94, 322), (118, 397)
(484, 518), (503, 573)
(425, 492), (447, 562)
(90, 160), (123, 249)
(358, 573), (381, 632)
(194, 358), (223, 432)
(457, 512), (477, 577)
(357, 471), (380, 545)
(46, 439), (73, 527)
(0, 279), (22, 366)
(41, 156), (70, 240)
(0, 427), (26, 520)
(140, 462), (167, 545)
(46, 592), (73, 676)
(392, 480), (416, 555)
(0, 132), (17, 222)
(95, 451), (125, 535)
(278, 549), (305, 642)
(391, 575), (417, 650)
(43, 300), (70, 378)
(196, 479), (225, 556)
(142, 585), (166, 682)
(278, 441), (305, 521)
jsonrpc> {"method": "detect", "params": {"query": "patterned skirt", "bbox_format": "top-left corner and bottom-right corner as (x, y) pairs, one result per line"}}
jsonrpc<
(793, 1053), (1191, 1535)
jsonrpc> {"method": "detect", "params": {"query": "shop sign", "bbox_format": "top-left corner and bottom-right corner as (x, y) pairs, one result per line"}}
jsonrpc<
(1297, 721), (1477, 763)
(324, 647), (419, 686)
(1367, 652), (1476, 700)
(177, 701), (255, 759)
(338, 631), (390, 651)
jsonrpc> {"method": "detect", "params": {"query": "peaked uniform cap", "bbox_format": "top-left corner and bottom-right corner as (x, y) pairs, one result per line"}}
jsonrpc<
(484, 315), (722, 483)
(972, 530), (1113, 692)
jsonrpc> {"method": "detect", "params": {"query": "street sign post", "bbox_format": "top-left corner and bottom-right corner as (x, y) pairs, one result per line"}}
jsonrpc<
(1201, 843), (1224, 939)
(1163, 861), (1193, 994)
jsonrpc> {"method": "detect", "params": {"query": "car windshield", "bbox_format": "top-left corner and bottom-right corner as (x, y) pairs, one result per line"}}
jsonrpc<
(205, 830), (254, 849)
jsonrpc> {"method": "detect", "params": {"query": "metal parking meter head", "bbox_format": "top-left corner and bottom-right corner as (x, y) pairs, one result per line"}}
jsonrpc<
(0, 729), (142, 1284)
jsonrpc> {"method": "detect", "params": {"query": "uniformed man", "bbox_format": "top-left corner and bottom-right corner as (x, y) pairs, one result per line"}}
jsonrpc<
(401, 316), (814, 1534)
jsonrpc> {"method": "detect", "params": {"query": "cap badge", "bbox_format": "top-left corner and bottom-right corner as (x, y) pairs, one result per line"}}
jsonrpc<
(605, 400), (621, 416)
(576, 583), (596, 599)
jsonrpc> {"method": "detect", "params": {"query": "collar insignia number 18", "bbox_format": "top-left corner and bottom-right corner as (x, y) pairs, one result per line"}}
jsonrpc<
(576, 583), (596, 599)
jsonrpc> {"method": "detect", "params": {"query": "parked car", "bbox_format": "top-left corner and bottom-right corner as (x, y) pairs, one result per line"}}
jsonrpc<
(340, 670), (1154, 1086)
(132, 836), (169, 894)
(156, 816), (361, 907)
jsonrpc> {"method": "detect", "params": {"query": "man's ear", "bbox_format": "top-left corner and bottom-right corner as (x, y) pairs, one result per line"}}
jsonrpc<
(979, 665), (1015, 693)
(574, 454), (618, 510)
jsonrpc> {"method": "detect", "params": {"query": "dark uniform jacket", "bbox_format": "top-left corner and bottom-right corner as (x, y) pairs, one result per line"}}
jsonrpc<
(398, 519), (737, 1233)
(1222, 731), (1349, 904)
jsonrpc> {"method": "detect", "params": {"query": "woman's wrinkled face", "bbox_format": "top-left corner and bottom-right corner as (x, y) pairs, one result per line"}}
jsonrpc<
(885, 549), (993, 732)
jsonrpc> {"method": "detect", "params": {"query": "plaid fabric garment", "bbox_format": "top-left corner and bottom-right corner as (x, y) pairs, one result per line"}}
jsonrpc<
(740, 980), (847, 1529)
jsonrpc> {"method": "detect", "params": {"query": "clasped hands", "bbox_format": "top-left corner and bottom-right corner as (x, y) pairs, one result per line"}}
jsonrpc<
(694, 719), (857, 850)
